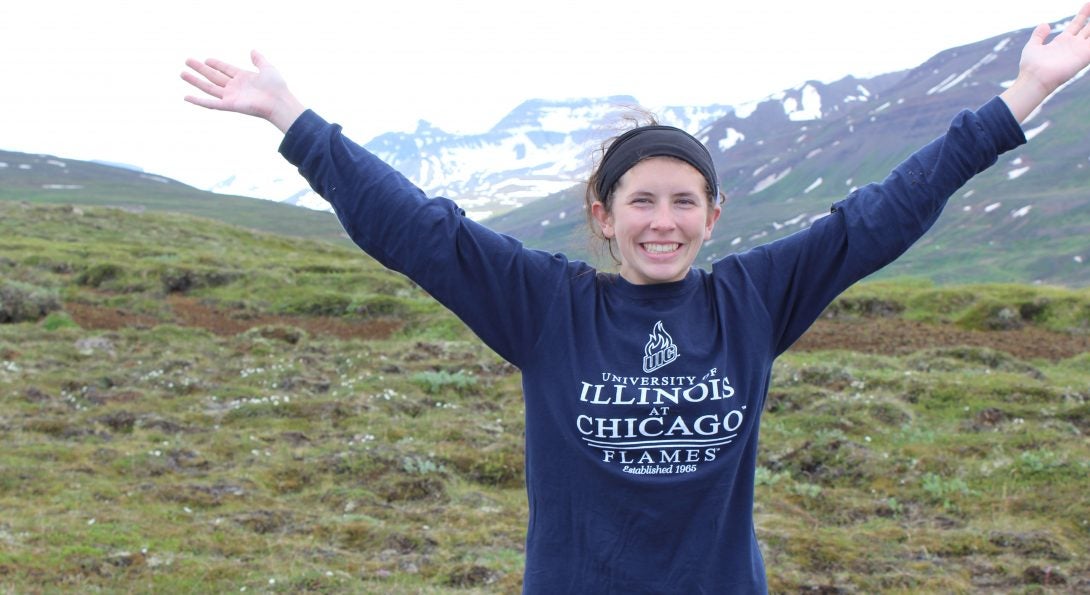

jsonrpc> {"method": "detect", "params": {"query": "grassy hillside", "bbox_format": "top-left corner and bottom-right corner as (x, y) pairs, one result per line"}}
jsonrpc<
(486, 155), (1090, 288)
(0, 150), (349, 244)
(1, 203), (1089, 592)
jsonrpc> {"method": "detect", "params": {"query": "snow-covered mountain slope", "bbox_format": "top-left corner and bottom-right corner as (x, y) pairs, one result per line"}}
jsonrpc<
(209, 96), (731, 219)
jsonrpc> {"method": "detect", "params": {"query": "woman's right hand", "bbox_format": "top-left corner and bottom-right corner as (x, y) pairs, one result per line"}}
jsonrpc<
(182, 50), (305, 133)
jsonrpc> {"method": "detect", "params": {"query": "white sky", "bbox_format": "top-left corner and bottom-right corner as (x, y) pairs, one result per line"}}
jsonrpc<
(0, 0), (1083, 191)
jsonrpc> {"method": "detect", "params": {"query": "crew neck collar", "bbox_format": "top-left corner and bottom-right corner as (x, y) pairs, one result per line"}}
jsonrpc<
(599, 268), (701, 300)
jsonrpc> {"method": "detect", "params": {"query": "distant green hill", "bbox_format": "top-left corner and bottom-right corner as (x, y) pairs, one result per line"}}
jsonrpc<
(0, 150), (349, 244)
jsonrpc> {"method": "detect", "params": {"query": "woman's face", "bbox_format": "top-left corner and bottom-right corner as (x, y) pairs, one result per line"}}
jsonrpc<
(591, 156), (721, 285)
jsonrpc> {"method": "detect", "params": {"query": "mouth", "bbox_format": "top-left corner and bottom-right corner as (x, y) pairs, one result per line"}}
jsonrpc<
(642, 242), (681, 254)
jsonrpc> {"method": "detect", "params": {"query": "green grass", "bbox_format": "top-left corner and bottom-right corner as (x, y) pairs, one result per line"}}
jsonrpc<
(830, 278), (1090, 333)
(0, 202), (1088, 591)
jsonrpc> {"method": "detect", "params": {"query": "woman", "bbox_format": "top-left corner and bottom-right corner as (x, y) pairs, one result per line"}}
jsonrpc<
(182, 7), (1090, 592)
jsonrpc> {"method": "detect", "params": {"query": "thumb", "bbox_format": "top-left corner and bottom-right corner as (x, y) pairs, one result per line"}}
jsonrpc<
(251, 49), (271, 70)
(1029, 22), (1051, 46)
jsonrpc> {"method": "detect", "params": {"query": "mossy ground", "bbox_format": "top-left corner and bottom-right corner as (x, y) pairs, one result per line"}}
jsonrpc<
(1, 204), (1088, 592)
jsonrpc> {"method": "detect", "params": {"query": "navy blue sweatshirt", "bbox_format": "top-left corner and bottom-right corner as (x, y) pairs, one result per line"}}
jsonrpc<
(280, 97), (1025, 593)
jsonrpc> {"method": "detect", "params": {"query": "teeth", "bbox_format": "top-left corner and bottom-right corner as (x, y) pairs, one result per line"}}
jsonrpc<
(644, 243), (679, 253)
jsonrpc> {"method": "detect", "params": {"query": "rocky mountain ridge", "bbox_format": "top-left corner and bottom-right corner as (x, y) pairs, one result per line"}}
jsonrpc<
(485, 20), (1090, 286)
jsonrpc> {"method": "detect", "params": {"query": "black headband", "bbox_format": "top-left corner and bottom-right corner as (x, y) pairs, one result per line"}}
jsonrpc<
(594, 125), (719, 202)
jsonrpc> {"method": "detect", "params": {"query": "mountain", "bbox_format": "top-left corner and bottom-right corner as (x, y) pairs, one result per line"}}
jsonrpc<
(487, 22), (1090, 286)
(216, 96), (732, 219)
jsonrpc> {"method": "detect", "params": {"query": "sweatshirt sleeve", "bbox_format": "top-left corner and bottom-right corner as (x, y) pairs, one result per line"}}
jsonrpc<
(725, 96), (1027, 356)
(278, 110), (572, 366)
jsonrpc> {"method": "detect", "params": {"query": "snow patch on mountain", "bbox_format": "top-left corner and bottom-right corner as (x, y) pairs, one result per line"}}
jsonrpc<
(784, 84), (823, 121)
(1011, 205), (1032, 218)
(1024, 120), (1050, 141)
(928, 39), (1010, 95)
(1008, 166), (1030, 180)
(719, 128), (745, 151)
(751, 168), (792, 194)
(843, 84), (873, 103)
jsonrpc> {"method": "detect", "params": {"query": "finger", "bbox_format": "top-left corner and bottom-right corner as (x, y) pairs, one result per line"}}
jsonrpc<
(1029, 22), (1051, 46)
(183, 95), (224, 111)
(1081, 3), (1090, 38)
(180, 71), (224, 99)
(251, 49), (269, 69)
(185, 57), (231, 87)
(1065, 3), (1090, 36)
(204, 58), (242, 82)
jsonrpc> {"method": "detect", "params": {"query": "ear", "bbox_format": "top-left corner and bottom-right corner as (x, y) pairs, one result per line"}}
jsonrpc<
(590, 201), (615, 239)
(704, 203), (722, 240)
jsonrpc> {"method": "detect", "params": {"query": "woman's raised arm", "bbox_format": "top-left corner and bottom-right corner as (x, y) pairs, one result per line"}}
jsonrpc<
(181, 50), (305, 133)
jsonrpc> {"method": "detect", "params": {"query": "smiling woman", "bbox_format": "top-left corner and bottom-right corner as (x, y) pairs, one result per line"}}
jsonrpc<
(180, 5), (1090, 592)
(583, 122), (725, 284)
(590, 157), (721, 284)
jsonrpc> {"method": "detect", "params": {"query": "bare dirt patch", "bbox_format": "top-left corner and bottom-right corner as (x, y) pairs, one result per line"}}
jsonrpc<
(64, 302), (158, 331)
(793, 318), (1090, 361)
(65, 296), (401, 340)
(65, 297), (1089, 360)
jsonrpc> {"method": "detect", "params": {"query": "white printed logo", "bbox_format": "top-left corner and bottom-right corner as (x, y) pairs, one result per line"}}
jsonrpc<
(642, 321), (679, 373)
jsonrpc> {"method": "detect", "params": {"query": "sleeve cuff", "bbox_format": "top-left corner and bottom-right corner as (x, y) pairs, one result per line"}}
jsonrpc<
(278, 109), (328, 166)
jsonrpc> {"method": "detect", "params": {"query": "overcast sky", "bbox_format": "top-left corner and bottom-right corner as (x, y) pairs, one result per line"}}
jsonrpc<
(1, 0), (1083, 191)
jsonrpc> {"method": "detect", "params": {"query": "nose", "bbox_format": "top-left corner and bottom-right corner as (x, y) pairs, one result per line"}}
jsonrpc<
(649, 202), (676, 231)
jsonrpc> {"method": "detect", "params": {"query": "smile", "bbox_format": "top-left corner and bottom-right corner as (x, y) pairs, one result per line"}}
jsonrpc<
(643, 243), (681, 254)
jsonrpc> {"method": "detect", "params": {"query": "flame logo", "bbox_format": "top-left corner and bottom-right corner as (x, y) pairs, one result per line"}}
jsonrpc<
(643, 321), (679, 373)
(644, 321), (674, 357)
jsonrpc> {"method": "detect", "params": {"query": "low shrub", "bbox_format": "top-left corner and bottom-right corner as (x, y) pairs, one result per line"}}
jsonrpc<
(159, 266), (241, 293)
(41, 312), (80, 331)
(411, 370), (478, 396)
(0, 280), (61, 323)
(76, 262), (125, 288)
